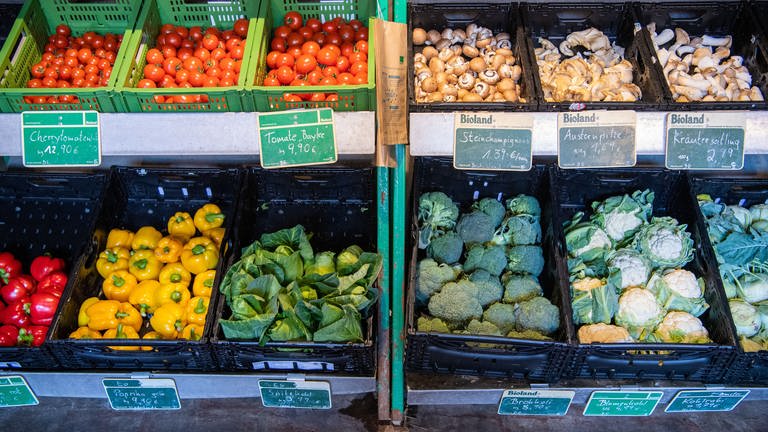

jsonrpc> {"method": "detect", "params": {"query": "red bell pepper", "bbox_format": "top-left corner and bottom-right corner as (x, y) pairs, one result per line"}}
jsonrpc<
(0, 325), (19, 347)
(1, 275), (36, 304)
(18, 325), (47, 347)
(30, 255), (65, 282)
(0, 252), (22, 285)
(36, 271), (68, 297)
(0, 300), (30, 328)
(29, 293), (60, 326)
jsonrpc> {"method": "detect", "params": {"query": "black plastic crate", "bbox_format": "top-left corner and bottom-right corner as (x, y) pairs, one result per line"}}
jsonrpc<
(755, 2), (768, 36)
(408, 1), (539, 112)
(522, 2), (665, 111)
(210, 165), (378, 375)
(552, 167), (738, 382)
(406, 157), (576, 383)
(634, 2), (768, 110)
(687, 175), (768, 384)
(0, 171), (107, 369)
(0, 3), (21, 46)
(47, 167), (243, 371)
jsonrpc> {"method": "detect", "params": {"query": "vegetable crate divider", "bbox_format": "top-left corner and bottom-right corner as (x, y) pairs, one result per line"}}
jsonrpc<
(246, 0), (376, 112)
(113, 0), (261, 112)
(47, 167), (243, 371)
(552, 167), (738, 382)
(688, 175), (768, 384)
(0, 171), (108, 369)
(522, 2), (666, 112)
(407, 1), (539, 112)
(633, 1), (768, 111)
(755, 2), (768, 39)
(405, 157), (577, 383)
(0, 0), (142, 113)
(210, 165), (378, 374)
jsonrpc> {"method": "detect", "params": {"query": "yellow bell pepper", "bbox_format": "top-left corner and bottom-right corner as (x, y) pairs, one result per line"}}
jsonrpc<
(181, 237), (219, 274)
(168, 212), (196, 242)
(78, 297), (101, 327)
(106, 228), (134, 249)
(128, 249), (162, 281)
(181, 323), (204, 341)
(154, 236), (183, 263)
(159, 262), (192, 287)
(131, 226), (163, 251)
(85, 300), (143, 332)
(141, 331), (163, 351)
(186, 296), (209, 326)
(192, 270), (215, 297)
(156, 282), (191, 308)
(102, 270), (138, 302)
(194, 203), (225, 232)
(69, 326), (102, 339)
(150, 302), (187, 339)
(104, 323), (141, 351)
(128, 280), (161, 317)
(96, 247), (130, 279)
(203, 227), (225, 250)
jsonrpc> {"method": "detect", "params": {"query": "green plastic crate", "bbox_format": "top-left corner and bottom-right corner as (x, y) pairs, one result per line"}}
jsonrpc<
(0, 0), (141, 113)
(246, 0), (376, 112)
(114, 0), (262, 112)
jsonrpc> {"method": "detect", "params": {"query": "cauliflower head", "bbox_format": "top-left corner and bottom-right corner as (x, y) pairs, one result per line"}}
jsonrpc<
(590, 189), (654, 242)
(607, 248), (651, 290)
(578, 323), (634, 343)
(652, 311), (711, 344)
(632, 216), (694, 269)
(615, 287), (665, 338)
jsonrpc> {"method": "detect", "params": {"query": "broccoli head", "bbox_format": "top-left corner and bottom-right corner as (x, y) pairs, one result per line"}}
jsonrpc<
(506, 329), (553, 341)
(505, 194), (541, 217)
(416, 258), (460, 303)
(468, 270), (504, 307)
(455, 211), (495, 245)
(492, 214), (542, 246)
(426, 232), (463, 265)
(464, 319), (502, 336)
(483, 302), (517, 333)
(417, 316), (451, 333)
(515, 296), (560, 335)
(464, 244), (507, 276)
(472, 198), (506, 228)
(418, 191), (460, 248)
(506, 245), (545, 276)
(428, 280), (483, 323)
(502, 273), (543, 303)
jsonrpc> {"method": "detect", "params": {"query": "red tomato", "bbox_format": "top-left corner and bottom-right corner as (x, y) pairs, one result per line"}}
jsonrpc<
(270, 37), (286, 52)
(311, 32), (326, 45)
(266, 51), (281, 69)
(287, 46), (302, 59)
(201, 34), (219, 51)
(306, 69), (323, 85)
(165, 32), (182, 48)
(283, 11), (303, 30)
(322, 66), (339, 78)
(295, 54), (317, 74)
(275, 65), (295, 85)
(298, 26), (314, 40)
(230, 45), (245, 60)
(144, 64), (165, 82)
(336, 55), (350, 72)
(349, 60), (366, 75)
(189, 26), (203, 42)
(349, 51), (366, 64)
(354, 40), (368, 55)
(283, 93), (302, 102)
(322, 21), (337, 34)
(325, 32), (341, 46)
(146, 48), (164, 64)
(317, 46), (339, 66)
(306, 18), (322, 33)
(337, 72), (354, 84)
(194, 47), (210, 61)
(354, 28), (368, 41)
(225, 37), (242, 52)
(234, 18), (249, 38)
(273, 25), (291, 39)
(319, 76), (337, 85)
(285, 32), (304, 47)
(326, 93), (339, 102)
(301, 41), (320, 56)
(160, 23), (176, 34)
(163, 57), (182, 76)
(275, 53), (295, 69)
(263, 75), (281, 86)
(56, 24), (71, 37)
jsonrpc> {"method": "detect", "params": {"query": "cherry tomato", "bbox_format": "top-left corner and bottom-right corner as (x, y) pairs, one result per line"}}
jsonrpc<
(160, 23), (176, 34)
(306, 69), (323, 85)
(165, 32), (182, 48)
(194, 47), (211, 61)
(311, 32), (326, 45)
(163, 57), (182, 76)
(210, 48), (227, 61)
(322, 66), (339, 78)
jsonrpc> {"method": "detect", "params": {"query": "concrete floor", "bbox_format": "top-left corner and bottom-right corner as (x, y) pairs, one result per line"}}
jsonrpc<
(1, 394), (766, 431)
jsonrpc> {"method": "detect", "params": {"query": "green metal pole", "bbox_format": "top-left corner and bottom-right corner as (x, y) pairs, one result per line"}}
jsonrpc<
(376, 165), (391, 422)
(390, 1), (408, 424)
(391, 144), (407, 423)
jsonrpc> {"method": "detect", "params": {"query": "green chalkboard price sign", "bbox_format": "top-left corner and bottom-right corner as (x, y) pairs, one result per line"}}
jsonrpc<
(258, 108), (337, 169)
(21, 111), (101, 167)
(0, 376), (38, 407)
(665, 112), (745, 170)
(453, 112), (533, 171)
(259, 379), (332, 409)
(558, 110), (636, 168)
(103, 378), (181, 410)
(498, 389), (575, 416)
(665, 390), (750, 413)
(583, 391), (663, 416)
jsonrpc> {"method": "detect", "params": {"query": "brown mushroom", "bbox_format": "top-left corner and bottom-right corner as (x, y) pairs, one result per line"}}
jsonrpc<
(413, 28), (427, 45)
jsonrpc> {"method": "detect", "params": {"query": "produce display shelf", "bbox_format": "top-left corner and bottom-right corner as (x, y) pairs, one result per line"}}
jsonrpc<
(0, 371), (375, 399)
(406, 372), (768, 406)
(0, 111), (375, 156)
(410, 111), (768, 156)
